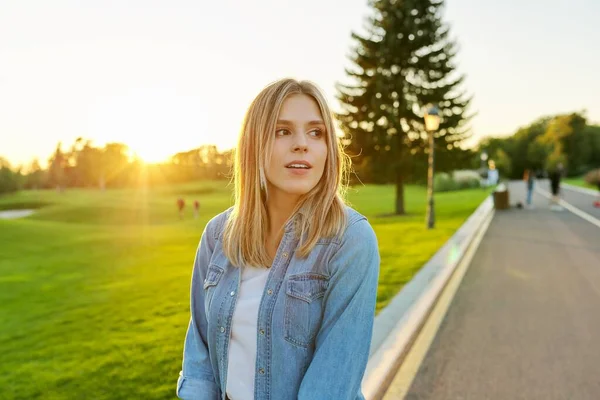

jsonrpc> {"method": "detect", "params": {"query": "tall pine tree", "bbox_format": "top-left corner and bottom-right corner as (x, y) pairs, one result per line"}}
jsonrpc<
(337, 0), (471, 214)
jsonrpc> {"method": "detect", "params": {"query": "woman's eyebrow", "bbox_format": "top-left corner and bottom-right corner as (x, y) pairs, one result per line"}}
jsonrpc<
(276, 119), (325, 126)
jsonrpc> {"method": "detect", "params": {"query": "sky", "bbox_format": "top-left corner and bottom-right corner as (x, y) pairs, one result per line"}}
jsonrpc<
(1, 0), (599, 167)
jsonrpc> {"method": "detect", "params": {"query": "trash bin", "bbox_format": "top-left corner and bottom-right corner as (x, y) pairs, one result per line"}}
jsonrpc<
(493, 183), (510, 210)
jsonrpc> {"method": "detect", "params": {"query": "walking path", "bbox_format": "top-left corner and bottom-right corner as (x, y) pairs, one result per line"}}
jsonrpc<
(383, 181), (600, 399)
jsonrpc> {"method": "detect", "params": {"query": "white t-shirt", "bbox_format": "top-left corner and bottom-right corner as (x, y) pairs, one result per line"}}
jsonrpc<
(226, 265), (271, 400)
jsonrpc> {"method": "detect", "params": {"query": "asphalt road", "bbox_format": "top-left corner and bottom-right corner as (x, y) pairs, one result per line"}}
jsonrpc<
(557, 182), (600, 220)
(391, 181), (600, 400)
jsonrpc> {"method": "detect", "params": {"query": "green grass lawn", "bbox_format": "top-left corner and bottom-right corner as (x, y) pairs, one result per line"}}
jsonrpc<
(0, 181), (489, 399)
(563, 177), (597, 190)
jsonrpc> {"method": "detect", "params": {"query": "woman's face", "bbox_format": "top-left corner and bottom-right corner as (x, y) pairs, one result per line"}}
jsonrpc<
(265, 93), (328, 203)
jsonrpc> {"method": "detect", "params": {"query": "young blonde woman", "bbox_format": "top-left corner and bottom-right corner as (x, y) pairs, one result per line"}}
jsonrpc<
(176, 78), (380, 400)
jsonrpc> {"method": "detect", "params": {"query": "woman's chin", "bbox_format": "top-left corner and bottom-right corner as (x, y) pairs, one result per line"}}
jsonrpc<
(272, 182), (317, 198)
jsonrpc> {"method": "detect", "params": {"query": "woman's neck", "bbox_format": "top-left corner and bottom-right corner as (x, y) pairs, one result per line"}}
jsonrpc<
(264, 190), (301, 264)
(266, 195), (298, 237)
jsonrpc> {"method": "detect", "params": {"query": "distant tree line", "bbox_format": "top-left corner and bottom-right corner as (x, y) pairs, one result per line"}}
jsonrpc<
(3, 111), (598, 197)
(0, 138), (233, 195)
(479, 112), (600, 180)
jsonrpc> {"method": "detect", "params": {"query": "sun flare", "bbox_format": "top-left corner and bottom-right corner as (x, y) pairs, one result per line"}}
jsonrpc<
(87, 88), (225, 164)
(127, 140), (175, 164)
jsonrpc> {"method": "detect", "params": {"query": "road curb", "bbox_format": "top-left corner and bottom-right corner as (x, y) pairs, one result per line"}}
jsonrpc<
(562, 183), (598, 197)
(362, 195), (494, 400)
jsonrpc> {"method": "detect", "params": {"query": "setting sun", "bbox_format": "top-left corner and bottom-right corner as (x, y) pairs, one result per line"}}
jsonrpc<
(85, 87), (230, 164)
(126, 137), (190, 164)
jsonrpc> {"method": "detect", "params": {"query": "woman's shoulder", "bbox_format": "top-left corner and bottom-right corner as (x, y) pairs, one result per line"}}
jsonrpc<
(326, 205), (379, 275)
(204, 206), (234, 241)
(338, 205), (376, 245)
(343, 205), (367, 228)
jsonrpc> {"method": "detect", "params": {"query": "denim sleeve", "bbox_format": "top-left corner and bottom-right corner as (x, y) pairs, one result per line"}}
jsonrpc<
(177, 221), (220, 400)
(298, 218), (380, 400)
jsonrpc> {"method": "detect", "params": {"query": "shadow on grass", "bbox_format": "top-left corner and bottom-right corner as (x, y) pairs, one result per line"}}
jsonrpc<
(0, 201), (52, 211)
(376, 212), (418, 218)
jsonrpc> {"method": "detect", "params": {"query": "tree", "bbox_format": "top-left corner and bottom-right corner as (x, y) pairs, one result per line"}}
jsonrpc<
(478, 112), (600, 179)
(48, 143), (67, 192)
(493, 148), (512, 178)
(509, 117), (550, 177)
(539, 113), (586, 175)
(102, 143), (130, 188)
(526, 138), (550, 173)
(583, 125), (600, 168)
(71, 139), (104, 188)
(169, 145), (233, 182)
(23, 158), (45, 190)
(337, 0), (471, 214)
(0, 157), (21, 194)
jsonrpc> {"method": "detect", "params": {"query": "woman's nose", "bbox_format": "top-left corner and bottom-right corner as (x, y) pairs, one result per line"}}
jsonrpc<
(292, 135), (308, 153)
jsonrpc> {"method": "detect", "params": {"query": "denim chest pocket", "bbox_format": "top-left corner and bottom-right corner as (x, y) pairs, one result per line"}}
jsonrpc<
(203, 264), (224, 315)
(284, 273), (329, 348)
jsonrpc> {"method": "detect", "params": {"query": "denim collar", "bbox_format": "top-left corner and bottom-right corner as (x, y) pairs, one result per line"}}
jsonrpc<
(284, 204), (308, 234)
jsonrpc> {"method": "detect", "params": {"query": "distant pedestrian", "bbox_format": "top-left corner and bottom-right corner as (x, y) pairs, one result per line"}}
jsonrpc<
(487, 160), (499, 186)
(523, 169), (535, 208)
(548, 163), (564, 211)
(177, 198), (185, 219)
(193, 200), (200, 218)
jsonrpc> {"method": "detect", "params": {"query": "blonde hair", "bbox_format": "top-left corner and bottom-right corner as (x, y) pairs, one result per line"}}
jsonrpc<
(222, 78), (350, 268)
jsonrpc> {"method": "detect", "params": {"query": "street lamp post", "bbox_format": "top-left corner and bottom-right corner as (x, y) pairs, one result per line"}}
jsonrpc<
(480, 150), (488, 170)
(480, 150), (488, 187)
(424, 105), (441, 229)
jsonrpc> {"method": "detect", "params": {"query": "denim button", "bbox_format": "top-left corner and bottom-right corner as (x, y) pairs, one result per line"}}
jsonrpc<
(258, 368), (265, 375)
(259, 329), (265, 335)
(230, 291), (235, 296)
(220, 327), (225, 333)
(267, 289), (273, 295)
(282, 252), (289, 258)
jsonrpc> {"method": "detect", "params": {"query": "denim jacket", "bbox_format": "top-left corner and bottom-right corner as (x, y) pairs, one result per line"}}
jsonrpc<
(177, 206), (380, 400)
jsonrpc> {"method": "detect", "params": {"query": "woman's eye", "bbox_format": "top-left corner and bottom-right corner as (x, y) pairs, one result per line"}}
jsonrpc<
(309, 129), (324, 138)
(275, 128), (290, 136)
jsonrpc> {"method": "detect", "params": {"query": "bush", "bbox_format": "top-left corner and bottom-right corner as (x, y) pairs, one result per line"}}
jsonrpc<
(434, 170), (481, 192)
(452, 170), (481, 190)
(584, 168), (600, 186)
(434, 172), (458, 192)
